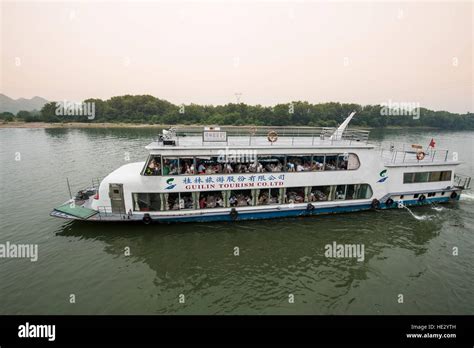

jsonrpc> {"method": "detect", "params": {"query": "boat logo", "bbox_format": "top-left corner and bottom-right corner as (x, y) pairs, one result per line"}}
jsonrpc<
(165, 178), (177, 190)
(377, 169), (388, 183)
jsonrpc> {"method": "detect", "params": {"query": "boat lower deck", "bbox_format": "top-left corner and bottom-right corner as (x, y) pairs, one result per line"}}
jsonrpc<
(51, 193), (461, 223)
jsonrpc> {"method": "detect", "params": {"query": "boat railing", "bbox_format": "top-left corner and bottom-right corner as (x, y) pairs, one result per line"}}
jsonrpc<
(91, 177), (103, 189)
(378, 142), (451, 164)
(454, 173), (471, 189)
(156, 126), (370, 146)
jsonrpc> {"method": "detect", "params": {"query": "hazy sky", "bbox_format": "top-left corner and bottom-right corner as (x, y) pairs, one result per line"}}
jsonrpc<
(1, 0), (472, 113)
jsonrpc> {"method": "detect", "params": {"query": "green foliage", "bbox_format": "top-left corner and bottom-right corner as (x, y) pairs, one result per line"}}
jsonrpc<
(16, 110), (40, 122)
(0, 112), (14, 122)
(38, 95), (474, 129)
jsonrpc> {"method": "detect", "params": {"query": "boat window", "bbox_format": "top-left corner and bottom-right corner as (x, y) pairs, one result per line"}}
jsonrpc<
(164, 192), (195, 210)
(355, 184), (373, 199)
(404, 171), (452, 183)
(230, 159), (256, 174)
(307, 153), (359, 171)
(143, 155), (162, 176)
(258, 155), (285, 173)
(312, 155), (325, 171)
(173, 152), (360, 175)
(309, 186), (331, 201)
(403, 173), (415, 183)
(228, 150), (257, 173)
(229, 190), (253, 207)
(335, 185), (347, 200)
(414, 172), (429, 183)
(347, 154), (360, 170)
(134, 183), (375, 213)
(285, 187), (305, 203)
(132, 192), (161, 211)
(166, 193), (180, 210)
(287, 156), (312, 172)
(345, 184), (356, 199)
(196, 156), (224, 174)
(179, 158), (195, 175)
(325, 155), (338, 170)
(162, 157), (179, 175)
(337, 154), (349, 170)
(257, 188), (280, 205)
(429, 171), (442, 182)
(269, 188), (280, 204)
(198, 191), (224, 209)
(180, 192), (195, 209)
(441, 171), (452, 181)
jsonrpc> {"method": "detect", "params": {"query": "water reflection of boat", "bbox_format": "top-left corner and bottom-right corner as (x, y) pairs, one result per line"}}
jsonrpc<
(51, 113), (471, 224)
(54, 209), (446, 314)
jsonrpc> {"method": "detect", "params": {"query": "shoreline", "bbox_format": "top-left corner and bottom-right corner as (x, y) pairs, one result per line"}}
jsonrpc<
(0, 122), (444, 130)
(0, 122), (170, 129)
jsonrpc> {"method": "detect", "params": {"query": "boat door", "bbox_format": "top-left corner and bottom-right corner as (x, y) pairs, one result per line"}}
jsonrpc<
(109, 184), (125, 214)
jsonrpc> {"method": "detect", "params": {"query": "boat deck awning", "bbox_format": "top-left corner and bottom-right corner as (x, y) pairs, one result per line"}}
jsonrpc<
(54, 203), (98, 220)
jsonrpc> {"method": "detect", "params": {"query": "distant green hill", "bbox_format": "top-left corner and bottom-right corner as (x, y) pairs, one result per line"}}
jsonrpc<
(0, 94), (48, 114)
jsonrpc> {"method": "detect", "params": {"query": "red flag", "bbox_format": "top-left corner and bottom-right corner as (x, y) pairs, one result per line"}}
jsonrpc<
(429, 138), (436, 148)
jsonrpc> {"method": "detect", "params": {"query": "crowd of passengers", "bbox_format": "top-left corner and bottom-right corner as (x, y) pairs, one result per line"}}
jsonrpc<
(167, 192), (255, 210)
(145, 156), (348, 176)
(165, 188), (340, 210)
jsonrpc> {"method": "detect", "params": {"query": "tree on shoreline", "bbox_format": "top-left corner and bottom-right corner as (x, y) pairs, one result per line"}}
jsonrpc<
(9, 95), (473, 129)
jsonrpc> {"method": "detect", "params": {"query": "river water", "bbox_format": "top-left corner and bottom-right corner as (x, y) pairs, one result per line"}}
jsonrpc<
(0, 127), (473, 314)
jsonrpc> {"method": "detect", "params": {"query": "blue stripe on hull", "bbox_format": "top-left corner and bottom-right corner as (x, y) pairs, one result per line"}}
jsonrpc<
(154, 196), (454, 223)
(158, 204), (371, 223)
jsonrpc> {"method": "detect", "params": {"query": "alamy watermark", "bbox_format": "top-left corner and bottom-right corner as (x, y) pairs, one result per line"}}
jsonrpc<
(380, 99), (420, 120)
(0, 241), (38, 262)
(55, 100), (95, 120)
(217, 146), (257, 164)
(18, 322), (55, 341)
(324, 241), (365, 262)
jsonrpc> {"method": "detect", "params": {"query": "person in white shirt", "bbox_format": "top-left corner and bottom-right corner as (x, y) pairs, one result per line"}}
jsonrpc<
(198, 163), (206, 173)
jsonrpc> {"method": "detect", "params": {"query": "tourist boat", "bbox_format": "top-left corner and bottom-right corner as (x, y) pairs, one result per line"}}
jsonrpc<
(50, 113), (471, 223)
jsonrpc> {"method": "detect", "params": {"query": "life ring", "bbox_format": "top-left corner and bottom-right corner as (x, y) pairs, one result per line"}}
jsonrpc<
(267, 130), (278, 143)
(450, 191), (458, 199)
(418, 194), (426, 202)
(306, 203), (315, 212)
(385, 198), (394, 207)
(371, 199), (380, 209)
(143, 213), (152, 225)
(230, 208), (238, 221)
(416, 151), (425, 161)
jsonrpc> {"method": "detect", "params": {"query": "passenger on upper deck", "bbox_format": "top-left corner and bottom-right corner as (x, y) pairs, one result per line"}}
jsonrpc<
(180, 160), (195, 175)
(146, 152), (358, 176)
(144, 156), (162, 176)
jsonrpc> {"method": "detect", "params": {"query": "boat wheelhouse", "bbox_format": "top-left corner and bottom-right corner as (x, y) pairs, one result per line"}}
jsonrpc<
(51, 113), (471, 223)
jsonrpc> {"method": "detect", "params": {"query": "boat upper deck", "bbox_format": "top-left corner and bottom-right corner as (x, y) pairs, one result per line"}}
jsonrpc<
(378, 141), (460, 166)
(145, 126), (372, 150)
